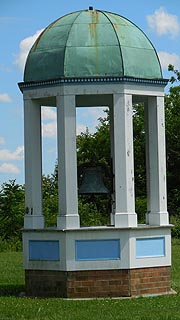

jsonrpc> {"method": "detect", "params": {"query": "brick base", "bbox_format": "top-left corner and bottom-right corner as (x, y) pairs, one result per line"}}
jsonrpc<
(25, 266), (171, 298)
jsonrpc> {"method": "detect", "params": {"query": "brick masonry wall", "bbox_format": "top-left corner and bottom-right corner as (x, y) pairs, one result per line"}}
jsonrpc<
(129, 266), (171, 296)
(25, 266), (171, 298)
(67, 269), (129, 298)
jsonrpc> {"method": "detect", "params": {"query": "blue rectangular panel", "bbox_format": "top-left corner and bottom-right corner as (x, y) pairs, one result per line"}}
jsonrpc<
(29, 240), (60, 261)
(76, 239), (120, 261)
(136, 237), (165, 258)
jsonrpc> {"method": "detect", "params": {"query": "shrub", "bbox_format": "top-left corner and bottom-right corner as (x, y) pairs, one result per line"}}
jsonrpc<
(170, 215), (180, 238)
(78, 198), (109, 227)
(0, 180), (24, 240)
(0, 236), (22, 252)
(136, 196), (147, 224)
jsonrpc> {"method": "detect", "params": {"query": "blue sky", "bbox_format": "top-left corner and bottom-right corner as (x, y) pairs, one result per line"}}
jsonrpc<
(0, 0), (180, 186)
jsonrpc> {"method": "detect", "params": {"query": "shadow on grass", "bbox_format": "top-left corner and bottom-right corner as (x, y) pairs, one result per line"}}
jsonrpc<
(0, 285), (25, 297)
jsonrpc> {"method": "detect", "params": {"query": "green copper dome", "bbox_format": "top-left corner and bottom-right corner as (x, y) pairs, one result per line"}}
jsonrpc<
(24, 9), (162, 82)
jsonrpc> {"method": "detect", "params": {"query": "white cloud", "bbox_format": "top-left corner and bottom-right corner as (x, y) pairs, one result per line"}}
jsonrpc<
(158, 51), (180, 70)
(0, 163), (20, 174)
(42, 121), (57, 138)
(0, 137), (5, 145)
(43, 119), (90, 137)
(0, 64), (11, 73)
(42, 107), (56, 121)
(41, 107), (57, 138)
(0, 93), (12, 103)
(147, 7), (179, 38)
(76, 124), (87, 135)
(77, 107), (107, 133)
(87, 107), (106, 119)
(15, 28), (44, 71)
(41, 107), (107, 137)
(0, 146), (24, 161)
(0, 17), (16, 24)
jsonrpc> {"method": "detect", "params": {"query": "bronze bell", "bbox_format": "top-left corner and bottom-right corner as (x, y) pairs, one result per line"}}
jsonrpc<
(78, 166), (110, 194)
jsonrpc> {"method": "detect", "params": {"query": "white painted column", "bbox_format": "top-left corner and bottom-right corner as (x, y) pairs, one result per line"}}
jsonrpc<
(109, 105), (115, 225)
(24, 98), (44, 229)
(56, 94), (80, 229)
(113, 93), (137, 227)
(145, 96), (169, 225)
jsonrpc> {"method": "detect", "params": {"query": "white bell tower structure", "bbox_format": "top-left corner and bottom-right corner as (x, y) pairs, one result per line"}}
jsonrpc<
(19, 8), (172, 298)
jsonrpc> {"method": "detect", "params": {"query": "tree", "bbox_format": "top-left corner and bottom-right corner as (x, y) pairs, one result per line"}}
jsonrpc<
(42, 172), (58, 227)
(133, 104), (146, 197)
(76, 106), (147, 223)
(0, 180), (24, 240)
(77, 109), (110, 168)
(168, 64), (180, 84)
(164, 67), (180, 217)
(165, 86), (180, 191)
(76, 111), (111, 224)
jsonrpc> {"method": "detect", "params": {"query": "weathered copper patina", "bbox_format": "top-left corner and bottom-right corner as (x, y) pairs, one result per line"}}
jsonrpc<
(24, 9), (162, 82)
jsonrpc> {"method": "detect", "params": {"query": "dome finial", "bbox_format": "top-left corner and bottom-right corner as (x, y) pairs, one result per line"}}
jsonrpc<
(89, 6), (94, 10)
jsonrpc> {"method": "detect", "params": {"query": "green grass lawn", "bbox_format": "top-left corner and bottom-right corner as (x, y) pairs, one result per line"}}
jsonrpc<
(0, 240), (180, 320)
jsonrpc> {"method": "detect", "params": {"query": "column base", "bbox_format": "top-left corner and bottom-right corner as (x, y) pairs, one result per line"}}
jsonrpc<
(25, 266), (171, 298)
(57, 214), (80, 229)
(24, 215), (44, 229)
(146, 212), (169, 226)
(114, 213), (137, 228)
